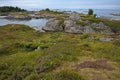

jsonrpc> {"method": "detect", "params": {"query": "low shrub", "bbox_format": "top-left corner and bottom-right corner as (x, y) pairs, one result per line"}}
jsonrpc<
(101, 19), (120, 33)
(81, 16), (100, 23)
(0, 44), (11, 54)
(11, 66), (33, 80)
(14, 42), (38, 52)
(113, 39), (120, 47)
(88, 9), (93, 15)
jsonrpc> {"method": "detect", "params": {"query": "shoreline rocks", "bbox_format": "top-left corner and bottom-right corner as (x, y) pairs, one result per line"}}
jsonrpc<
(42, 19), (64, 32)
(41, 11), (113, 34)
(99, 38), (113, 42)
(69, 12), (80, 20)
(110, 13), (120, 16)
(42, 18), (113, 34)
(0, 11), (115, 34)
(5, 15), (32, 20)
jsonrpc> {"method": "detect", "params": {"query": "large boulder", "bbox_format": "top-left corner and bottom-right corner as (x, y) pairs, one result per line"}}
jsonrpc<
(64, 20), (82, 33)
(91, 22), (113, 34)
(42, 19), (64, 32)
(64, 20), (95, 34)
(99, 38), (113, 42)
(69, 12), (80, 20)
(91, 22), (107, 29)
(64, 20), (113, 34)
(64, 20), (95, 33)
(84, 26), (95, 33)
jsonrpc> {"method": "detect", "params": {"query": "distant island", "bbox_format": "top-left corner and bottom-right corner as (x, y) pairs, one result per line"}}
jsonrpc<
(0, 6), (26, 12)
(110, 13), (120, 16)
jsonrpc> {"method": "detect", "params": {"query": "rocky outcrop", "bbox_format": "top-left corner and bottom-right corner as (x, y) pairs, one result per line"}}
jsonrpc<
(64, 20), (112, 34)
(84, 26), (95, 33)
(42, 19), (113, 34)
(91, 22), (113, 34)
(42, 19), (64, 32)
(69, 12), (80, 20)
(42, 12), (113, 34)
(64, 20), (84, 33)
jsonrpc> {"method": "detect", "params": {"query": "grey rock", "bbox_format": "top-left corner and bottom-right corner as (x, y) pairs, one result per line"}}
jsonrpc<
(110, 13), (120, 16)
(64, 20), (83, 33)
(64, 20), (95, 34)
(35, 46), (41, 51)
(39, 30), (45, 32)
(84, 26), (95, 33)
(84, 20), (91, 24)
(42, 19), (113, 34)
(69, 12), (80, 20)
(99, 38), (113, 42)
(33, 26), (39, 30)
(91, 22), (107, 29)
(91, 22), (113, 34)
(42, 19), (64, 32)
(88, 36), (96, 41)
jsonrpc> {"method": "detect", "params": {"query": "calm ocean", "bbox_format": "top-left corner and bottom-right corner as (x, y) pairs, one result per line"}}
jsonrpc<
(56, 9), (120, 20)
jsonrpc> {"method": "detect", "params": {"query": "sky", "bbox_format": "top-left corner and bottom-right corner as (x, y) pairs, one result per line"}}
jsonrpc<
(0, 0), (120, 10)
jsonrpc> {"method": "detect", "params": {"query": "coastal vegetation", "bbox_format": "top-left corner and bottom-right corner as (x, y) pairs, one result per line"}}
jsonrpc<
(40, 8), (64, 14)
(0, 22), (120, 80)
(0, 7), (120, 80)
(88, 9), (93, 15)
(0, 6), (26, 12)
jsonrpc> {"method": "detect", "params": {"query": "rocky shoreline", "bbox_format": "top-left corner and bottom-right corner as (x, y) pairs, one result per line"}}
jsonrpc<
(0, 10), (68, 20)
(110, 13), (120, 16)
(1, 10), (120, 34)
(42, 12), (113, 34)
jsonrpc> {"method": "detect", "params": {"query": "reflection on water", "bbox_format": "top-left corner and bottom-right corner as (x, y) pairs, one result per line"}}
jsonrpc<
(0, 17), (48, 30)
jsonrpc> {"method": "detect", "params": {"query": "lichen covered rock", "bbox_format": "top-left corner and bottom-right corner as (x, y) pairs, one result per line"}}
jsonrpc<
(42, 19), (113, 34)
(42, 19), (64, 32)
(69, 12), (81, 20)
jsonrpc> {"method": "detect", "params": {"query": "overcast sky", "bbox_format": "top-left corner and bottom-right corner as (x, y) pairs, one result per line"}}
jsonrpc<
(0, 0), (120, 10)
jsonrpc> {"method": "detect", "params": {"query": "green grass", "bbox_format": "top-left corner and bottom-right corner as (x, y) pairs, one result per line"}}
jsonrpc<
(0, 24), (120, 80)
(101, 19), (120, 33)
(40, 9), (64, 15)
(25, 70), (84, 80)
(81, 15), (100, 23)
(37, 70), (85, 80)
(75, 20), (87, 26)
(80, 15), (120, 33)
